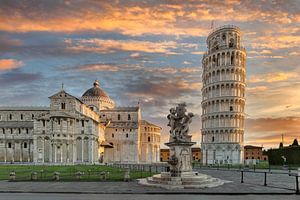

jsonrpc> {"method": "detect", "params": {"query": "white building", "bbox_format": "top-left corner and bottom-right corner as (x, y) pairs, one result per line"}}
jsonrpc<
(0, 80), (161, 164)
(201, 25), (246, 165)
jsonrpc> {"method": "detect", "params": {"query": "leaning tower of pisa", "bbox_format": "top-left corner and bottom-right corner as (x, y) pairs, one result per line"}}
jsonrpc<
(201, 25), (246, 165)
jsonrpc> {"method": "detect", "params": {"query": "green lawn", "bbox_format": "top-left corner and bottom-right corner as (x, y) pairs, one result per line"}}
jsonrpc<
(0, 165), (154, 181)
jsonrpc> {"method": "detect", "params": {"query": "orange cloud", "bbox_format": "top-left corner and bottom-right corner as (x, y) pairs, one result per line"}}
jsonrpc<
(251, 35), (300, 49)
(245, 117), (300, 148)
(75, 64), (119, 72)
(0, 59), (23, 71)
(65, 38), (178, 54)
(179, 68), (201, 73)
(248, 72), (298, 83)
(3, 1), (297, 37)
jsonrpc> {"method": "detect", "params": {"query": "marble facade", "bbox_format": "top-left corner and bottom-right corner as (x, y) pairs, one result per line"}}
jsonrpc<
(0, 81), (161, 164)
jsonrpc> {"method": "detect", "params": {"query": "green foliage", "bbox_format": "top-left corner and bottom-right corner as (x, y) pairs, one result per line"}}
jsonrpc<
(0, 165), (153, 181)
(292, 139), (299, 146)
(266, 146), (300, 165)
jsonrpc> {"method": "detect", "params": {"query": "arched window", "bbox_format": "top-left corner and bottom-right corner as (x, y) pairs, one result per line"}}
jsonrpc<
(148, 136), (151, 142)
(32, 114), (34, 119)
(2, 128), (5, 134)
(8, 142), (12, 148)
(42, 120), (45, 127)
(26, 128), (29, 134)
(128, 114), (131, 120)
(229, 39), (234, 47)
(24, 142), (27, 148)
(81, 120), (84, 127)
(126, 133), (128, 138)
(18, 128), (21, 134)
(21, 114), (23, 120)
(61, 103), (66, 110)
(222, 34), (226, 41)
(9, 114), (12, 120)
(212, 136), (215, 142)
(118, 114), (121, 120)
(112, 133), (114, 138)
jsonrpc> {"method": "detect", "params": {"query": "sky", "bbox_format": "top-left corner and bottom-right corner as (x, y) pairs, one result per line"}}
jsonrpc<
(0, 0), (300, 149)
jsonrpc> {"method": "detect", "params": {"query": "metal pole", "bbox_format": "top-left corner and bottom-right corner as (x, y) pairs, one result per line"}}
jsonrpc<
(241, 170), (244, 183)
(296, 176), (299, 194)
(264, 172), (267, 186)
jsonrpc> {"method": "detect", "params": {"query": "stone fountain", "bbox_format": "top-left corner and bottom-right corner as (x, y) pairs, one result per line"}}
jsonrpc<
(139, 103), (229, 189)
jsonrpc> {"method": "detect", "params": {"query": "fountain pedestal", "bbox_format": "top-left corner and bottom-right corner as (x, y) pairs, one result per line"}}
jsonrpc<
(165, 141), (196, 177)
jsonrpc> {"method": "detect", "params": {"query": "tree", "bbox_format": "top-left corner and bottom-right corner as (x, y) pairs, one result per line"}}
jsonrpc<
(292, 139), (299, 146)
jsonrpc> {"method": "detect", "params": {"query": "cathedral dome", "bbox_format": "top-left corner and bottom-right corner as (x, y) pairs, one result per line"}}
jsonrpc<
(81, 80), (115, 110)
(82, 80), (109, 98)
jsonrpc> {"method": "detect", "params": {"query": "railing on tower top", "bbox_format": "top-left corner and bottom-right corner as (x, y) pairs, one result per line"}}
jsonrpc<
(208, 25), (241, 36)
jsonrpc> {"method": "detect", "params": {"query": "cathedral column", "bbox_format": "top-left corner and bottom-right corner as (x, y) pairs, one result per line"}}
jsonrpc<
(4, 141), (7, 163)
(81, 139), (84, 163)
(20, 143), (23, 163)
(54, 144), (57, 163)
(49, 143), (52, 162)
(73, 140), (76, 163)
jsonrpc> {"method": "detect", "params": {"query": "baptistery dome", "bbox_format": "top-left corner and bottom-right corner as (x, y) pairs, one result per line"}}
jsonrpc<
(81, 80), (115, 111)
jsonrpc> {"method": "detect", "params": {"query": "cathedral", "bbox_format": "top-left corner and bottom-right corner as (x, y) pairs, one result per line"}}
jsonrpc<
(0, 80), (161, 164)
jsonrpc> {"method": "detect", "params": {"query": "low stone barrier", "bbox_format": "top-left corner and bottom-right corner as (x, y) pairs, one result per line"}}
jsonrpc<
(31, 172), (38, 181)
(100, 171), (109, 180)
(75, 171), (84, 180)
(124, 168), (130, 182)
(53, 172), (60, 181)
(9, 172), (16, 181)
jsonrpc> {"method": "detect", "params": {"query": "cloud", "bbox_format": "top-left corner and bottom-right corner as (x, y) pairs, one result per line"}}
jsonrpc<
(2, 0), (299, 37)
(0, 71), (42, 86)
(64, 38), (178, 54)
(179, 68), (201, 73)
(72, 64), (120, 72)
(245, 117), (300, 148)
(251, 35), (300, 49)
(0, 59), (23, 71)
(248, 72), (299, 83)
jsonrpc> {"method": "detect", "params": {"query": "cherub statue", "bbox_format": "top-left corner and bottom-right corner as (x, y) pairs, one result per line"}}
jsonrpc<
(167, 103), (194, 142)
(167, 107), (177, 137)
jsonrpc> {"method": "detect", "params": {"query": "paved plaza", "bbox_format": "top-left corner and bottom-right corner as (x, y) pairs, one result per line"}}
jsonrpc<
(0, 169), (297, 195)
(0, 193), (298, 200)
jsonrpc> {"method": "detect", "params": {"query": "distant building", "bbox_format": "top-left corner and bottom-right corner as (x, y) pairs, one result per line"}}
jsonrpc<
(192, 147), (202, 162)
(160, 147), (202, 162)
(160, 148), (169, 162)
(0, 80), (161, 164)
(244, 145), (268, 164)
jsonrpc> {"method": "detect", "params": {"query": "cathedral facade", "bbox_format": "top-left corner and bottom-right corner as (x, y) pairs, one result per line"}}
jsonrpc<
(0, 81), (161, 164)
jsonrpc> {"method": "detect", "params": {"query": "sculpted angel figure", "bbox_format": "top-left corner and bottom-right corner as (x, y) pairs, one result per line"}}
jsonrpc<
(167, 107), (177, 137)
(167, 103), (194, 142)
(180, 112), (194, 138)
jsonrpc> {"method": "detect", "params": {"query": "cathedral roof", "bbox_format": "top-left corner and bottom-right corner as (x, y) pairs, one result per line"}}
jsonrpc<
(82, 80), (110, 98)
